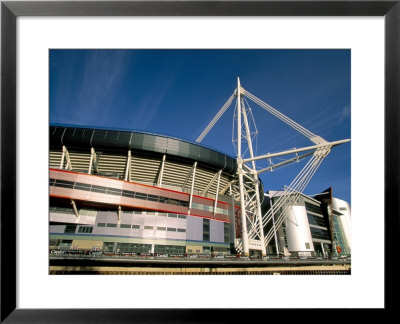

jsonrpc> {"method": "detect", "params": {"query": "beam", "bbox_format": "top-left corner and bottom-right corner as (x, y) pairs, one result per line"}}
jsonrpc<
(59, 146), (65, 169)
(182, 161), (196, 191)
(88, 147), (96, 174)
(219, 179), (235, 195)
(125, 150), (131, 181)
(157, 154), (166, 187)
(213, 170), (222, 215)
(63, 146), (72, 171)
(202, 170), (220, 196)
(188, 161), (197, 214)
(256, 151), (314, 175)
(71, 200), (79, 219)
(242, 139), (350, 163)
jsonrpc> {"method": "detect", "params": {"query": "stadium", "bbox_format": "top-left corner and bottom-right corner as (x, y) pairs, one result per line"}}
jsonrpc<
(49, 79), (351, 259)
(49, 125), (240, 256)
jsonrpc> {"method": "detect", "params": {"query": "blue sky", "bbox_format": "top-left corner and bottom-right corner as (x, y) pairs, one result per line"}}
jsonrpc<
(50, 49), (351, 203)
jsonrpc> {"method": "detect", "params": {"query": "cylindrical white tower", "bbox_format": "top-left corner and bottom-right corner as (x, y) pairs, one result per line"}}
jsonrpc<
(285, 205), (314, 257)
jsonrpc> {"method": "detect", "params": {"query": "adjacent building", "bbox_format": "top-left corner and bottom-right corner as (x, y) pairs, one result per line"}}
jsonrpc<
(264, 188), (351, 257)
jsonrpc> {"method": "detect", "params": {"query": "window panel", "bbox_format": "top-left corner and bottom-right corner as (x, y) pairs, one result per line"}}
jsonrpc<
(107, 188), (122, 196)
(135, 192), (147, 200)
(74, 182), (91, 191)
(91, 185), (106, 193)
(122, 190), (135, 198)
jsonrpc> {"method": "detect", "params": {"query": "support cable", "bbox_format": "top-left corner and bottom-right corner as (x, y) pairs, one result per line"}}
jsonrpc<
(196, 93), (235, 143)
(244, 90), (316, 140)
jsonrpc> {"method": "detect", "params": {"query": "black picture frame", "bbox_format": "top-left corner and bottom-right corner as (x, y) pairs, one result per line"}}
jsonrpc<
(1, 0), (398, 322)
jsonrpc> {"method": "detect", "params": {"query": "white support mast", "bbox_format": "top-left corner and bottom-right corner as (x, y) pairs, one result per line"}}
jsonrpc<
(236, 77), (250, 256)
(195, 78), (350, 256)
(241, 96), (267, 257)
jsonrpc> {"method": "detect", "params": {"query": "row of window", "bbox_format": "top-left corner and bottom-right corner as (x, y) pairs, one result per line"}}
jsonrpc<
(307, 213), (328, 228)
(97, 222), (186, 232)
(191, 202), (229, 216)
(50, 178), (231, 217)
(64, 225), (93, 234)
(50, 178), (189, 207)
(50, 239), (230, 254)
(305, 202), (323, 215)
(310, 226), (331, 241)
(203, 219), (210, 241)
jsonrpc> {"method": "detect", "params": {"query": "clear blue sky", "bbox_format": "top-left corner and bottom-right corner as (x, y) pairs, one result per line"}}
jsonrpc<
(50, 49), (351, 204)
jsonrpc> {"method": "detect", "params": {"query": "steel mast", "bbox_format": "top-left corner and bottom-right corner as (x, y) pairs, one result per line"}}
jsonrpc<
(196, 78), (350, 256)
(236, 77), (250, 256)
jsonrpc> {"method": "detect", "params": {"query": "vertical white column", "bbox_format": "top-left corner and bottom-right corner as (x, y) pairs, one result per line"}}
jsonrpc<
(188, 161), (197, 214)
(88, 147), (95, 174)
(241, 96), (266, 256)
(63, 146), (72, 171)
(237, 78), (249, 256)
(60, 146), (66, 169)
(117, 206), (121, 224)
(125, 150), (131, 181)
(157, 154), (166, 187)
(71, 200), (79, 220)
(213, 170), (222, 215)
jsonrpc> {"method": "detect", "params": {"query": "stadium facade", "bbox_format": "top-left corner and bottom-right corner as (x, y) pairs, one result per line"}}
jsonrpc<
(49, 125), (351, 257)
(49, 125), (239, 255)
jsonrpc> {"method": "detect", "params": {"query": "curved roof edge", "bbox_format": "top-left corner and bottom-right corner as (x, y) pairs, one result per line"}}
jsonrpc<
(50, 125), (238, 175)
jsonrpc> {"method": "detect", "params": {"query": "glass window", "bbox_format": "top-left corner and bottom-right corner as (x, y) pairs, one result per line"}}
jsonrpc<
(74, 182), (91, 191)
(224, 223), (230, 243)
(144, 226), (153, 230)
(107, 188), (122, 196)
(159, 196), (169, 204)
(157, 227), (166, 231)
(131, 225), (140, 229)
(54, 179), (74, 189)
(78, 226), (93, 233)
(135, 192), (147, 200)
(307, 213), (328, 227)
(168, 199), (179, 205)
(168, 214), (177, 218)
(178, 215), (186, 219)
(147, 194), (159, 202)
(177, 228), (186, 233)
(97, 223), (106, 227)
(120, 224), (131, 229)
(91, 185), (106, 193)
(122, 190), (135, 198)
(167, 228), (176, 232)
(305, 202), (323, 215)
(106, 223), (117, 228)
(64, 224), (77, 233)
(310, 227), (331, 241)
(179, 201), (189, 207)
